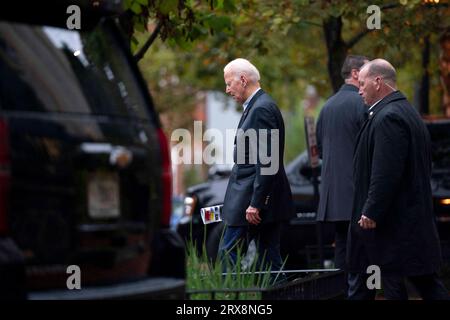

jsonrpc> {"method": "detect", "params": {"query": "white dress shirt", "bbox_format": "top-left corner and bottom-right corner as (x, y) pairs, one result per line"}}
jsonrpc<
(243, 87), (261, 111)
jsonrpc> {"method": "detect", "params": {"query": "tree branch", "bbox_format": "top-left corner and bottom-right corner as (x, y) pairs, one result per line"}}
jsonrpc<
(298, 20), (323, 28)
(347, 28), (373, 49)
(134, 21), (162, 62)
(380, 3), (400, 10)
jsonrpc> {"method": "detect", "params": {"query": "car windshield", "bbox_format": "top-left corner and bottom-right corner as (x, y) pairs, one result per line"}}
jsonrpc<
(0, 21), (149, 120)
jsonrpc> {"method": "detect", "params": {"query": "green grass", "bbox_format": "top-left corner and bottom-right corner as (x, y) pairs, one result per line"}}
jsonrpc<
(186, 239), (276, 300)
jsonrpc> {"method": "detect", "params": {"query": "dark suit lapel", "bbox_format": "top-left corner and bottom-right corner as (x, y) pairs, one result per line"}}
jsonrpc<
(237, 108), (248, 129)
(237, 89), (265, 129)
(234, 89), (265, 145)
(354, 111), (370, 155)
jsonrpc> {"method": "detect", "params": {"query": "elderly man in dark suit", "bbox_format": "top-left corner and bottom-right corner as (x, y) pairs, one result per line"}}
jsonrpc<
(316, 55), (368, 270)
(220, 58), (294, 276)
(348, 58), (449, 300)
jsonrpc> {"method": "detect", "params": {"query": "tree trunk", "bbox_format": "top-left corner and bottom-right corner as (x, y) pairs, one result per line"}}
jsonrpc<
(440, 29), (450, 116)
(323, 16), (348, 93)
(419, 35), (430, 115)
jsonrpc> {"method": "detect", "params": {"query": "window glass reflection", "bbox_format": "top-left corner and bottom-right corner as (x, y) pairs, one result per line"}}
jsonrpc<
(0, 22), (148, 120)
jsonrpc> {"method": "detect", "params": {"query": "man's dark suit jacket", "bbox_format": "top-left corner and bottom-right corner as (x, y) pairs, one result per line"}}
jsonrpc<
(222, 89), (295, 226)
(348, 91), (442, 276)
(316, 84), (366, 222)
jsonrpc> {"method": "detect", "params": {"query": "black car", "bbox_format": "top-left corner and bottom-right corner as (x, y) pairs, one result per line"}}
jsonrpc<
(176, 118), (450, 269)
(0, 1), (184, 299)
(427, 117), (450, 257)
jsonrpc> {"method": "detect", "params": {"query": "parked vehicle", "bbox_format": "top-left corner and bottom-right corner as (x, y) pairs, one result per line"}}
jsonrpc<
(176, 117), (450, 269)
(0, 1), (185, 299)
(426, 117), (450, 258)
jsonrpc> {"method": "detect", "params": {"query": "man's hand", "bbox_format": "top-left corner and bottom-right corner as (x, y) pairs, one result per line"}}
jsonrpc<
(358, 214), (376, 229)
(246, 206), (261, 225)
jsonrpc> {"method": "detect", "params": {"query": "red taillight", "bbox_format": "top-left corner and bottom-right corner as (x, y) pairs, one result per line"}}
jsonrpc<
(157, 128), (172, 227)
(0, 119), (11, 235)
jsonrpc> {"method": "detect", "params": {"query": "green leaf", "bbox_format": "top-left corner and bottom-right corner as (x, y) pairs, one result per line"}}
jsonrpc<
(189, 25), (208, 40)
(174, 35), (194, 50)
(135, 0), (149, 5)
(223, 0), (237, 12)
(123, 0), (133, 10)
(185, 0), (195, 9)
(158, 0), (178, 15)
(262, 9), (274, 17)
(134, 21), (146, 32)
(215, 0), (224, 10)
(130, 35), (139, 53)
(131, 42), (138, 53)
(273, 16), (283, 25)
(204, 15), (232, 32)
(130, 2), (142, 14)
(329, 5), (344, 18)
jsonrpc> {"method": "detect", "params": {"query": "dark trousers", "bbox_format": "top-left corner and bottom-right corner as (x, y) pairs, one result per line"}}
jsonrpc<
(348, 272), (450, 300)
(219, 222), (283, 274)
(334, 221), (349, 270)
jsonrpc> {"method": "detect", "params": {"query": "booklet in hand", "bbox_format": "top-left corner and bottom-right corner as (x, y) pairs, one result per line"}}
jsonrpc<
(200, 204), (223, 224)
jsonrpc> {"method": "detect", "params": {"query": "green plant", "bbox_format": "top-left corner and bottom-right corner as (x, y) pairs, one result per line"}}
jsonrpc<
(186, 236), (280, 300)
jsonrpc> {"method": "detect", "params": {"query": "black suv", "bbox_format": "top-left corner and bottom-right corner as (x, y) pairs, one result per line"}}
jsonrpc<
(176, 118), (450, 269)
(0, 1), (184, 299)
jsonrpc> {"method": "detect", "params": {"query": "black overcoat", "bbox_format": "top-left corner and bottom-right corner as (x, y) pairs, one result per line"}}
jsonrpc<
(222, 90), (295, 226)
(348, 91), (442, 276)
(316, 84), (366, 221)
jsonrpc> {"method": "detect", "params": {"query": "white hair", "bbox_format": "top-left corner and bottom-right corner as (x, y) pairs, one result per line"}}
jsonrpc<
(223, 58), (260, 83)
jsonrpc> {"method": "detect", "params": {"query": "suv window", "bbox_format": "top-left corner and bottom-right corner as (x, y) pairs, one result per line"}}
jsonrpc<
(0, 21), (149, 120)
